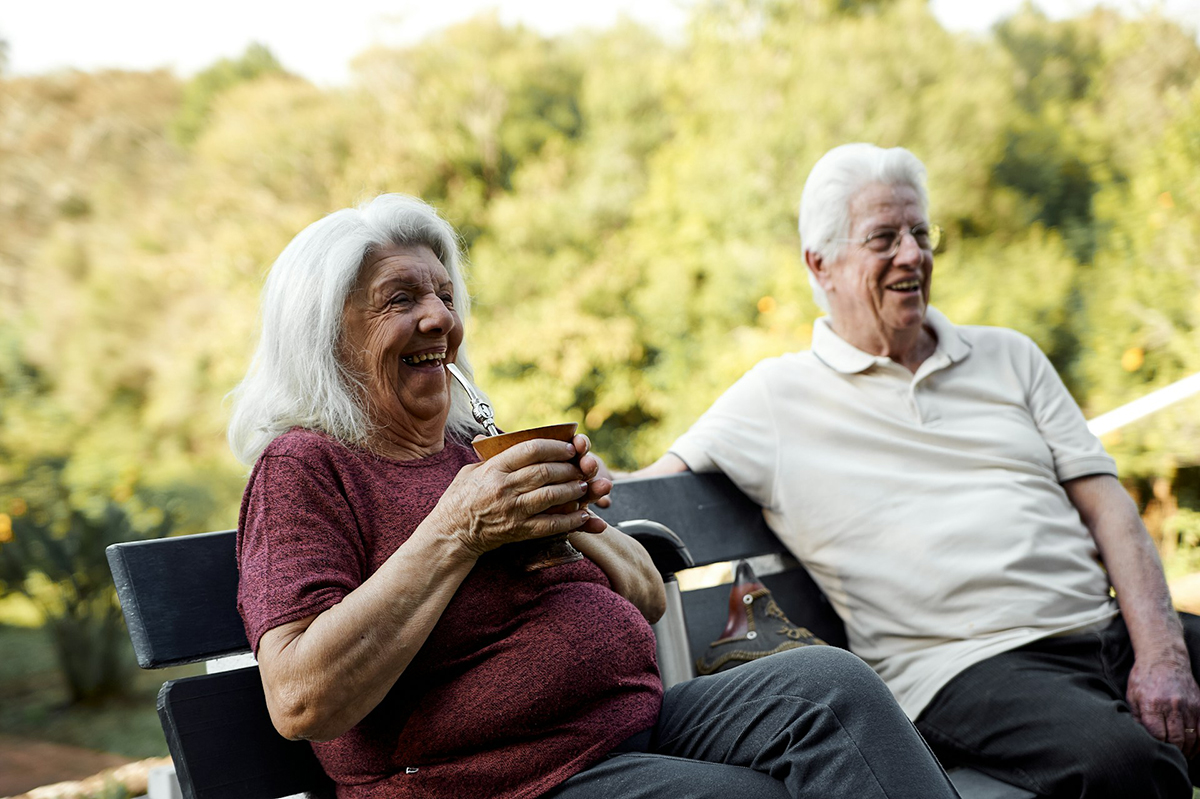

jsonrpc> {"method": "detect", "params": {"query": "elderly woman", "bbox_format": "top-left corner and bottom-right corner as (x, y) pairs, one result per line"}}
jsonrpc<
(228, 193), (959, 799)
(636, 143), (1200, 797)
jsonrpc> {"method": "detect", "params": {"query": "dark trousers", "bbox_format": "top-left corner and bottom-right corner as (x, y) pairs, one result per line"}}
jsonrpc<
(546, 645), (961, 799)
(916, 613), (1200, 799)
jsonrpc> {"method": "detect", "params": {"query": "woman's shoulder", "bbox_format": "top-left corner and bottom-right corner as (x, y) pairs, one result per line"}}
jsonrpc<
(260, 427), (348, 462)
(262, 428), (478, 471)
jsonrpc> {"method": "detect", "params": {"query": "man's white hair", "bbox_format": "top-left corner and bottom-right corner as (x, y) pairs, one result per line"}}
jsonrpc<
(227, 194), (484, 465)
(799, 143), (929, 311)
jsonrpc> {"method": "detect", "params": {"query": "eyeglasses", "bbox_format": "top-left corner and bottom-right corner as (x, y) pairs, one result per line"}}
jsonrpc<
(837, 223), (944, 259)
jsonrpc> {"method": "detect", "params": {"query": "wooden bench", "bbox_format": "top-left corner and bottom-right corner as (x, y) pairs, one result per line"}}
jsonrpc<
(107, 471), (1032, 799)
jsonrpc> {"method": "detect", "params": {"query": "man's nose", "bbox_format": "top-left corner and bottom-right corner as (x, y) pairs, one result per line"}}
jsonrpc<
(892, 230), (924, 264)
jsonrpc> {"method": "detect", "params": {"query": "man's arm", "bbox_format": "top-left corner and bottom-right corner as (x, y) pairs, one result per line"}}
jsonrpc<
(625, 453), (690, 479)
(590, 453), (689, 508)
(1065, 473), (1200, 757)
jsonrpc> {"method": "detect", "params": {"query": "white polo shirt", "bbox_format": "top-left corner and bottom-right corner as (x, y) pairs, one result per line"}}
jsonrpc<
(669, 307), (1120, 718)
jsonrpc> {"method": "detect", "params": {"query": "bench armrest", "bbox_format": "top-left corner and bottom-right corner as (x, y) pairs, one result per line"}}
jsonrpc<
(616, 519), (695, 577)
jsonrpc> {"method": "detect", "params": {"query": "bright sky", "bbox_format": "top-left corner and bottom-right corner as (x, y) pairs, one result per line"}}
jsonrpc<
(2, 1), (1197, 86)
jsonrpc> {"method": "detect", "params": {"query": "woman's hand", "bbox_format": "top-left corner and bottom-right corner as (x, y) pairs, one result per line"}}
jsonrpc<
(570, 525), (666, 623)
(436, 438), (596, 557)
(572, 433), (614, 523)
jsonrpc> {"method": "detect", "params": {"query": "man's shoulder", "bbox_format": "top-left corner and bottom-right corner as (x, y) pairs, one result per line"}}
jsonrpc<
(952, 322), (1041, 359)
(744, 349), (821, 378)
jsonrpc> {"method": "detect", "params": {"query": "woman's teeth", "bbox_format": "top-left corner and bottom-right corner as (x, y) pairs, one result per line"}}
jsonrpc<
(402, 352), (446, 366)
(888, 280), (921, 292)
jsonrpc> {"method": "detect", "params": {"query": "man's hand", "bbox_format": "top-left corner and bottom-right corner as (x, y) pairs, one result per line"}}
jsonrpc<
(1067, 474), (1200, 759)
(1128, 655), (1200, 758)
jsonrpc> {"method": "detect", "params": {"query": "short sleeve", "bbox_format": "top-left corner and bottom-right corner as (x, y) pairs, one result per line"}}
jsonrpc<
(1021, 337), (1118, 483)
(237, 452), (367, 652)
(668, 363), (781, 510)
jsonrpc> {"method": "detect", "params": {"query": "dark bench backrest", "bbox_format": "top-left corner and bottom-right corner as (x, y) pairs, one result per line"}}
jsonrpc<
(157, 666), (333, 799)
(108, 531), (331, 799)
(108, 530), (247, 668)
(598, 472), (849, 656)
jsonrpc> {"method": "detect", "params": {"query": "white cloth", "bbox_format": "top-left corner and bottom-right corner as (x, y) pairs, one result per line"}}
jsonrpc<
(669, 307), (1120, 718)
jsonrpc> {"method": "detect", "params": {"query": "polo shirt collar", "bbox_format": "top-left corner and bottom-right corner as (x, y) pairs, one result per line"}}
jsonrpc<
(811, 306), (971, 374)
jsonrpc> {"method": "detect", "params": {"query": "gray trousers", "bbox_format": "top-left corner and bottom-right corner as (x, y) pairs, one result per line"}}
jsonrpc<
(546, 646), (961, 799)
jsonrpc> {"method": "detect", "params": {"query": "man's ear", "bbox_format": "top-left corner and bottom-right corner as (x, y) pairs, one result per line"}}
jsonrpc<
(805, 250), (830, 289)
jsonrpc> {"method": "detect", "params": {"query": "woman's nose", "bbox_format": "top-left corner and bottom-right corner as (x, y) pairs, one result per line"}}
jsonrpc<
(417, 295), (453, 333)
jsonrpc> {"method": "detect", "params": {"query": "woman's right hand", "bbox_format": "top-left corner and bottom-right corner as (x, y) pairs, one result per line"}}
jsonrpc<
(435, 438), (592, 558)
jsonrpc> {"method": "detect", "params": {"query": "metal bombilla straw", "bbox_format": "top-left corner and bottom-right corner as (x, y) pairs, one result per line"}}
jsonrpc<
(446, 363), (501, 437)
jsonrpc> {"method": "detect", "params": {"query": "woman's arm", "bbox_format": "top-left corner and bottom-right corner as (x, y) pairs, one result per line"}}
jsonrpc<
(256, 519), (475, 741)
(256, 438), (595, 742)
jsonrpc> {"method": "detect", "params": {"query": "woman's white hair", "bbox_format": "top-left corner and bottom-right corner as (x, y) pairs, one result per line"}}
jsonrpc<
(799, 143), (929, 311)
(228, 194), (485, 465)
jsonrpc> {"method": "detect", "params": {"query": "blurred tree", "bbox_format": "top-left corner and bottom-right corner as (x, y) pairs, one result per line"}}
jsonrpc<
(1077, 77), (1200, 480)
(170, 42), (289, 146)
(0, 0), (1197, 537)
(0, 459), (173, 703)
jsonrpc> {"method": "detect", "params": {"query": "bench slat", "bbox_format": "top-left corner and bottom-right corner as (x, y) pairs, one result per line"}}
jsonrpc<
(108, 531), (250, 668)
(600, 472), (787, 566)
(159, 667), (331, 799)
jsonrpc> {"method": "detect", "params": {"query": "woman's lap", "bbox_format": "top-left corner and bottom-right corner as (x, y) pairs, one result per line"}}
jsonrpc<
(553, 646), (958, 799)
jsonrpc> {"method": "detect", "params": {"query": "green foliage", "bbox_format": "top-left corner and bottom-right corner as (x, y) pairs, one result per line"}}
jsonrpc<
(0, 461), (173, 703)
(1, 3), (1199, 537)
(170, 42), (288, 145)
(0, 623), (197, 757)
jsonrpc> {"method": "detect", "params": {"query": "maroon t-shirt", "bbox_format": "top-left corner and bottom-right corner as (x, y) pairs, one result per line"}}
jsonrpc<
(236, 429), (662, 799)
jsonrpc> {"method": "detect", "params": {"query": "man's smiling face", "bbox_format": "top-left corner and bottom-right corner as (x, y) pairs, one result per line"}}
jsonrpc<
(822, 182), (933, 347)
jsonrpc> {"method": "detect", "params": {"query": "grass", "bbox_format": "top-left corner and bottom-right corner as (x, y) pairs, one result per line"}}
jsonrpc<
(0, 623), (201, 759)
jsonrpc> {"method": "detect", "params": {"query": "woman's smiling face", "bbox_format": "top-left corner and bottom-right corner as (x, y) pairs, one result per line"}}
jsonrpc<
(340, 243), (463, 456)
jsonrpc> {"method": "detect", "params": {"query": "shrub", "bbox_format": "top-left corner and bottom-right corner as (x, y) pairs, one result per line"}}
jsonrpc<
(0, 463), (172, 704)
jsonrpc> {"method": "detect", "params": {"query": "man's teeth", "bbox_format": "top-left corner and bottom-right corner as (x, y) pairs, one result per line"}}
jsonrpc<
(402, 352), (446, 365)
(888, 280), (921, 291)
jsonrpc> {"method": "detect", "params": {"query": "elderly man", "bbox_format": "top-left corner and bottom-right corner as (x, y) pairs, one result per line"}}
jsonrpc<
(633, 143), (1200, 797)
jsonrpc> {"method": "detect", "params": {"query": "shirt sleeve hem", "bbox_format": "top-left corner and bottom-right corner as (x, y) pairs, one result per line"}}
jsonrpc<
(1056, 455), (1119, 483)
(246, 586), (348, 654)
(667, 443), (716, 473)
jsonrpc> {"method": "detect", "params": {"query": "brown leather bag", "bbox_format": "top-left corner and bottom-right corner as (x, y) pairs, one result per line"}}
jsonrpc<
(695, 559), (827, 675)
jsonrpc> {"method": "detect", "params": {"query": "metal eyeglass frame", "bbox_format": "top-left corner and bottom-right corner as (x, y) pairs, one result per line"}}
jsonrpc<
(836, 222), (944, 259)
